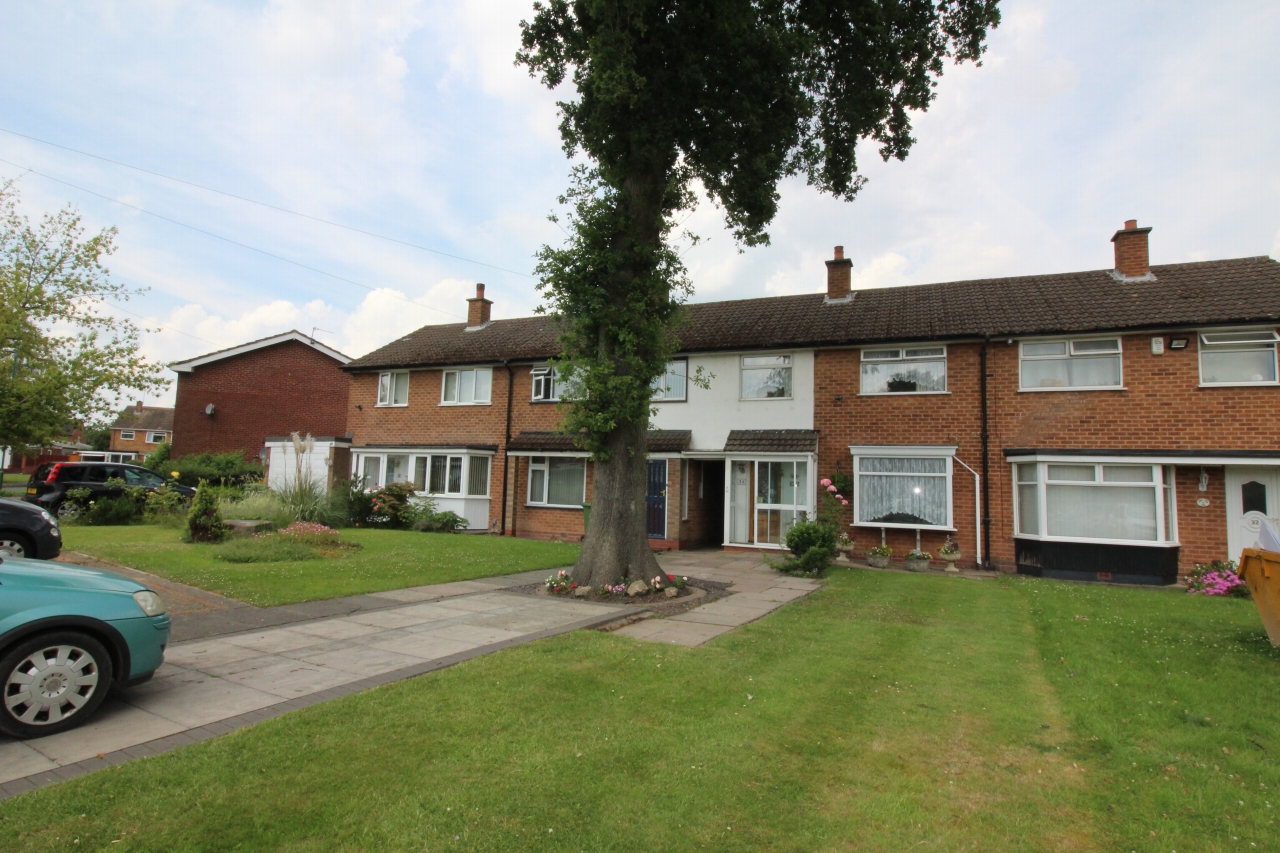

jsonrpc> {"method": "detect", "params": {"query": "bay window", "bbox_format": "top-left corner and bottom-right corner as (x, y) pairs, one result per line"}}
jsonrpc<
(377, 371), (410, 406)
(441, 367), (493, 404)
(860, 347), (947, 394)
(354, 451), (492, 498)
(851, 447), (954, 530)
(1014, 461), (1177, 544)
(1020, 339), (1122, 390)
(651, 360), (688, 401)
(528, 456), (587, 507)
(1199, 329), (1279, 385)
(741, 354), (792, 399)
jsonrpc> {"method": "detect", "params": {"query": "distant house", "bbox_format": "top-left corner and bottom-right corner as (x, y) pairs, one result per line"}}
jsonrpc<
(102, 402), (175, 462)
(169, 331), (351, 462)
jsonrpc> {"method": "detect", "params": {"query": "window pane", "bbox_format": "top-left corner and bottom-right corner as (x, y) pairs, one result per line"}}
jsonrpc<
(1023, 356), (1121, 388)
(1201, 348), (1276, 383)
(903, 347), (945, 359)
(795, 462), (807, 508)
(860, 359), (946, 393)
(448, 457), (463, 493)
(742, 366), (793, 398)
(858, 473), (947, 526)
(361, 456), (381, 490)
(1047, 465), (1095, 481)
(757, 462), (782, 504)
(1103, 465), (1153, 483)
(1023, 341), (1067, 357)
(386, 455), (410, 485)
(443, 371), (458, 402)
(859, 457), (947, 475)
(862, 349), (901, 361)
(547, 458), (585, 505)
(378, 374), (390, 405)
(664, 362), (686, 399)
(1071, 339), (1120, 353)
(1202, 331), (1279, 345)
(779, 462), (796, 505)
(742, 355), (790, 367)
(1047, 485), (1157, 541)
(429, 456), (447, 493)
(393, 372), (409, 405)
(1016, 463), (1038, 483)
(413, 457), (427, 491)
(1017, 484), (1040, 534)
(529, 468), (545, 503)
(468, 456), (490, 496)
(474, 369), (492, 403)
(1242, 481), (1268, 515)
(459, 370), (475, 403)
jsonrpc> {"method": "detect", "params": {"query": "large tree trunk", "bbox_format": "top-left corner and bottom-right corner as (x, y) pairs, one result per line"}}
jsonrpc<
(571, 417), (661, 588)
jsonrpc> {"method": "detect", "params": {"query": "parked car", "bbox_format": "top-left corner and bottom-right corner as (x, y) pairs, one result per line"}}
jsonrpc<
(0, 557), (169, 738)
(24, 462), (195, 518)
(0, 498), (62, 560)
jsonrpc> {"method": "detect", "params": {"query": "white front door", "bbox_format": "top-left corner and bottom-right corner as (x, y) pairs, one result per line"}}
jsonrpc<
(1225, 466), (1280, 562)
(728, 461), (751, 544)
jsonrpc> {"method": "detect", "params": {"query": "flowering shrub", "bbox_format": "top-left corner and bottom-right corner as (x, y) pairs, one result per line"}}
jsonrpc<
(599, 582), (629, 596)
(816, 477), (851, 529)
(545, 569), (577, 594)
(1186, 560), (1250, 597)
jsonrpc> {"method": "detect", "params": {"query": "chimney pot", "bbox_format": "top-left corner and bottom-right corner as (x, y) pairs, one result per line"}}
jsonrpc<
(135, 401), (144, 412)
(475, 283), (485, 299)
(1111, 220), (1152, 278)
(825, 246), (853, 301)
(834, 245), (844, 260)
(466, 282), (493, 327)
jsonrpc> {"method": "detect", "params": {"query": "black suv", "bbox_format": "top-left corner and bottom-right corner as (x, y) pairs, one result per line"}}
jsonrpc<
(0, 498), (62, 559)
(25, 462), (195, 518)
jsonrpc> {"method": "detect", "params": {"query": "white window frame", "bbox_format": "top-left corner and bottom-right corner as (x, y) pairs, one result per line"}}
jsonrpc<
(118, 430), (135, 441)
(440, 367), (493, 405)
(859, 345), (948, 395)
(1197, 328), (1280, 387)
(377, 371), (410, 407)
(1018, 337), (1124, 391)
(1012, 460), (1178, 546)
(353, 451), (493, 497)
(849, 445), (956, 532)
(526, 454), (588, 508)
(681, 459), (690, 519)
(531, 366), (559, 402)
(651, 359), (688, 402)
(146, 431), (167, 444)
(740, 353), (794, 401)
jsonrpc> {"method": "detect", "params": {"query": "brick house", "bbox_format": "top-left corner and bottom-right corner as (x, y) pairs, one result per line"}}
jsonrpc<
(170, 331), (351, 462)
(344, 224), (1280, 584)
(107, 402), (174, 460)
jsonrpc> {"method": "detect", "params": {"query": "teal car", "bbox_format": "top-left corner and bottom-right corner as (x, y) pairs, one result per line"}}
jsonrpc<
(0, 558), (169, 739)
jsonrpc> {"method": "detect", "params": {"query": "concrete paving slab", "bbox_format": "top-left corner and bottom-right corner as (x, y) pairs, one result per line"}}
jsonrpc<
(201, 652), (291, 678)
(638, 621), (735, 646)
(25, 700), (185, 765)
(418, 623), (529, 646)
(164, 638), (267, 669)
(0, 742), (57, 785)
(732, 587), (812, 603)
(123, 676), (280, 728)
(667, 609), (760, 627)
(367, 633), (478, 660)
(287, 618), (384, 641)
(221, 660), (359, 699)
(221, 628), (327, 654)
(609, 619), (669, 640)
(289, 645), (427, 676)
(344, 609), (442, 629)
(364, 586), (449, 603)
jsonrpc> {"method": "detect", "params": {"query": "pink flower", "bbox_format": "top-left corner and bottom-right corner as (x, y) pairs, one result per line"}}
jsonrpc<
(841, 499), (849, 505)
(820, 479), (832, 487)
(827, 485), (838, 493)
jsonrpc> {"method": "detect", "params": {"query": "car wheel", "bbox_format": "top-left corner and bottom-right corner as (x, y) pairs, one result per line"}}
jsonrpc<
(0, 533), (35, 559)
(0, 632), (114, 739)
(55, 502), (80, 521)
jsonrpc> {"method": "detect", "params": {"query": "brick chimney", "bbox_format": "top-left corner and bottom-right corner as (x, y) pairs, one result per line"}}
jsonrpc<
(135, 400), (144, 413)
(466, 283), (492, 328)
(825, 246), (853, 301)
(1111, 219), (1152, 278)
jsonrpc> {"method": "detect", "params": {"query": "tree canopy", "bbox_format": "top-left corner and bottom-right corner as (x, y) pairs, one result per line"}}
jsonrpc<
(0, 181), (168, 450)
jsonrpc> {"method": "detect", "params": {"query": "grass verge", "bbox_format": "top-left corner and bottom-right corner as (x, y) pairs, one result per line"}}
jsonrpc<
(60, 524), (579, 606)
(2, 570), (1277, 851)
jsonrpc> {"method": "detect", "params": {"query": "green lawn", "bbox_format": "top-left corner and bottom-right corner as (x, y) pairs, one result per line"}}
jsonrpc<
(3, 472), (29, 485)
(4, 569), (1278, 851)
(60, 525), (579, 606)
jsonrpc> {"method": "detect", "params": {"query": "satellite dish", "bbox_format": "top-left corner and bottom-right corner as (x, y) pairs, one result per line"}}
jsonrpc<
(204, 403), (216, 415)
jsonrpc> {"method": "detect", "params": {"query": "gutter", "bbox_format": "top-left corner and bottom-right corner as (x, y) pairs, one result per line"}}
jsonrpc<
(500, 360), (514, 536)
(980, 336), (992, 569)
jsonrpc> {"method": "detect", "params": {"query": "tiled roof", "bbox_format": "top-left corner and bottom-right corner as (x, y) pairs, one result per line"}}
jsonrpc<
(723, 430), (820, 453)
(111, 407), (175, 432)
(507, 430), (692, 453)
(344, 256), (1280, 370)
(171, 330), (349, 373)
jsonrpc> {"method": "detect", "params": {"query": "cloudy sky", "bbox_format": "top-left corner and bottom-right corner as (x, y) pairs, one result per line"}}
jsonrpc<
(1, 1), (1277, 405)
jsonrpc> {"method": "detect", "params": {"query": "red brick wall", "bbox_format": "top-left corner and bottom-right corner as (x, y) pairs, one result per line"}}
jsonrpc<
(172, 341), (349, 460)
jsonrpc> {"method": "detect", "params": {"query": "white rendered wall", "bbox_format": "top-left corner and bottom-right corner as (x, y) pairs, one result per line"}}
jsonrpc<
(649, 350), (815, 451)
(266, 442), (337, 492)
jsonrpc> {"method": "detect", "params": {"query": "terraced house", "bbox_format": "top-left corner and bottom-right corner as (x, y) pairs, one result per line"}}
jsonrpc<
(343, 221), (1280, 585)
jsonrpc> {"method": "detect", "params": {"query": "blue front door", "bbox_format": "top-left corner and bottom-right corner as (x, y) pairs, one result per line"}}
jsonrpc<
(646, 460), (667, 539)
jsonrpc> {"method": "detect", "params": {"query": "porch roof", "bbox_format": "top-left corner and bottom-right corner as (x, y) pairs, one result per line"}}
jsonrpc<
(723, 430), (819, 454)
(506, 430), (692, 453)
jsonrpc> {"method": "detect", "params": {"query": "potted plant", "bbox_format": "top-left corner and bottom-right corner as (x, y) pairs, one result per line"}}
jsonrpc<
(905, 549), (932, 572)
(938, 536), (961, 573)
(835, 532), (855, 562)
(866, 544), (892, 568)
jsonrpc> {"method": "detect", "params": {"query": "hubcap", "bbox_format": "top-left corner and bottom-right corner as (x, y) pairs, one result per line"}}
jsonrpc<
(0, 539), (26, 558)
(5, 645), (100, 726)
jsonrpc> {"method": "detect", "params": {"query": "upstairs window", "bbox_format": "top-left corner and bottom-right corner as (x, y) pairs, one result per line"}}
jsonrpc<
(741, 354), (792, 399)
(377, 371), (410, 406)
(651, 360), (688, 401)
(441, 367), (492, 404)
(146, 431), (167, 444)
(1020, 339), (1122, 390)
(861, 347), (947, 394)
(531, 366), (559, 401)
(119, 430), (135, 441)
(1199, 329), (1279, 385)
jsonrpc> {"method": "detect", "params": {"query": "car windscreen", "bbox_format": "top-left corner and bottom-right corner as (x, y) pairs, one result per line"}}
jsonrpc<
(124, 467), (165, 487)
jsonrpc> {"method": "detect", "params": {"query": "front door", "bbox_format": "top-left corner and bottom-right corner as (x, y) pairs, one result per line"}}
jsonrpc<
(729, 460), (751, 544)
(1226, 466), (1280, 561)
(646, 460), (667, 539)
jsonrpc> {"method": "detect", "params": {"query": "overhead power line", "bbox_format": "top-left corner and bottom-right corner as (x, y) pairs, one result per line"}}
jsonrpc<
(99, 298), (218, 347)
(0, 157), (467, 322)
(0, 126), (534, 279)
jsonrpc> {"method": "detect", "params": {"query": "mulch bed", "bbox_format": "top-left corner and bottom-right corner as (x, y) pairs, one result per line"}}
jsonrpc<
(505, 576), (733, 617)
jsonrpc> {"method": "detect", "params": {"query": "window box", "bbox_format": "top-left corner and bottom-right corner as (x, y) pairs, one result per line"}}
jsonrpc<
(377, 371), (410, 407)
(1019, 338), (1122, 390)
(527, 456), (587, 507)
(860, 346), (947, 394)
(1198, 329), (1279, 386)
(441, 367), (492, 405)
(741, 354), (792, 400)
(850, 446), (955, 531)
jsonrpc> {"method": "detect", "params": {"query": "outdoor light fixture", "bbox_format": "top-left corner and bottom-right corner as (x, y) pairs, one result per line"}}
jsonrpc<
(1170, 338), (1189, 349)
(204, 403), (215, 416)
